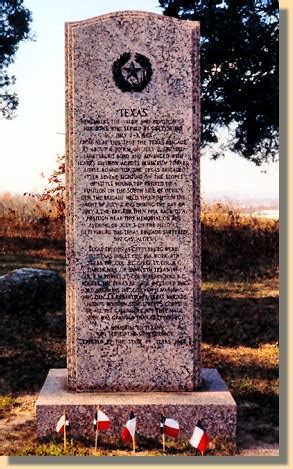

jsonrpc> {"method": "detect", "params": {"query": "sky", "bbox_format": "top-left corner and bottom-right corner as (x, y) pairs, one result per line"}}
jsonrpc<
(0, 0), (279, 202)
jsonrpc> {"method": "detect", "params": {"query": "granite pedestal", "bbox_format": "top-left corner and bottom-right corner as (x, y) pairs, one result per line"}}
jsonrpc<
(36, 368), (236, 445)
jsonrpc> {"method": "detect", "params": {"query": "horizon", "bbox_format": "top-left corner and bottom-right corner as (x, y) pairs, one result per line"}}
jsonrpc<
(0, 188), (279, 208)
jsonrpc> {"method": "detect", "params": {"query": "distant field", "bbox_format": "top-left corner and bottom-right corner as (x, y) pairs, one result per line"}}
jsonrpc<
(0, 194), (279, 456)
(250, 209), (279, 219)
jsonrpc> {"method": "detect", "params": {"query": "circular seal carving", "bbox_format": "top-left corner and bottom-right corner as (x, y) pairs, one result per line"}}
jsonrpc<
(112, 52), (153, 92)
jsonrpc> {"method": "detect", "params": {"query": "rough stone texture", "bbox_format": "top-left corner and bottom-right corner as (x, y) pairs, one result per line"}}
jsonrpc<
(0, 268), (65, 315)
(65, 11), (201, 392)
(36, 368), (236, 445)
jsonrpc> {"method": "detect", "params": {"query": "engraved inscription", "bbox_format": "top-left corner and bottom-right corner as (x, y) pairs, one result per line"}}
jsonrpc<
(75, 109), (193, 352)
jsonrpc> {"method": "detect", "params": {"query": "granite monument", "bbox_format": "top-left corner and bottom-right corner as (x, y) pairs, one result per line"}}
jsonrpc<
(36, 11), (236, 448)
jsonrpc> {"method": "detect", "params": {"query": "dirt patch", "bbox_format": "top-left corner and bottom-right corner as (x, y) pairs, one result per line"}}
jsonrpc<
(239, 444), (279, 456)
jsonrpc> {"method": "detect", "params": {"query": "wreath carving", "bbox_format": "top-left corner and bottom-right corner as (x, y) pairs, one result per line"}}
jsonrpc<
(112, 52), (153, 92)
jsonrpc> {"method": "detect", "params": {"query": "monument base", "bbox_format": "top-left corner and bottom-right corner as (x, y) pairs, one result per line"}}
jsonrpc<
(36, 368), (236, 449)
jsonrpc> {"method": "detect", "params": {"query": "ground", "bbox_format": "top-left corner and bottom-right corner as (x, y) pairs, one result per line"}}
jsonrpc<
(0, 206), (279, 456)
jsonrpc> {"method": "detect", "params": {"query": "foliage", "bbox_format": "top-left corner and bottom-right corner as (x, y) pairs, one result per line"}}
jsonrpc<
(25, 154), (66, 224)
(0, 192), (64, 240)
(159, 0), (279, 164)
(0, 0), (33, 119)
(0, 395), (15, 411)
(18, 443), (69, 456)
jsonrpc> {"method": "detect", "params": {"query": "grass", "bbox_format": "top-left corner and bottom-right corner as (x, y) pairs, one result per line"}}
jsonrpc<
(0, 396), (16, 412)
(15, 436), (235, 457)
(202, 279), (278, 347)
(201, 203), (278, 281)
(0, 199), (279, 456)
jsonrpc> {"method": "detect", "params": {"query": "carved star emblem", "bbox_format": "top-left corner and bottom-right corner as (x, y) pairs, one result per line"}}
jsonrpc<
(123, 61), (142, 81)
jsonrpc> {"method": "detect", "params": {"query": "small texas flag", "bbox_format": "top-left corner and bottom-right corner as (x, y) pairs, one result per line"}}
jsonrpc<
(56, 414), (70, 433)
(93, 409), (110, 431)
(121, 411), (136, 442)
(160, 414), (180, 438)
(189, 420), (209, 455)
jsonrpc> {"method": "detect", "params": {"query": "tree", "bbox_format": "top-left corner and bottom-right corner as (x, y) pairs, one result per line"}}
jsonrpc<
(0, 0), (32, 119)
(159, 0), (279, 164)
(26, 154), (66, 221)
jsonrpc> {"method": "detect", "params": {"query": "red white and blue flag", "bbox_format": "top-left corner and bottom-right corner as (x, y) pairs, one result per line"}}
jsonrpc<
(93, 409), (110, 431)
(121, 411), (136, 442)
(160, 414), (180, 438)
(189, 421), (209, 454)
(56, 414), (70, 433)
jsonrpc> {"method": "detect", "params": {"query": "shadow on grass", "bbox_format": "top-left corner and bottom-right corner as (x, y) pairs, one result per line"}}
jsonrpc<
(0, 309), (66, 394)
(202, 291), (279, 347)
(202, 223), (278, 282)
(0, 236), (65, 253)
(0, 236), (65, 276)
(237, 392), (279, 449)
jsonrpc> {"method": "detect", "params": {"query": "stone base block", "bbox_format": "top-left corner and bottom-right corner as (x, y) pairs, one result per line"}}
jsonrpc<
(36, 368), (236, 446)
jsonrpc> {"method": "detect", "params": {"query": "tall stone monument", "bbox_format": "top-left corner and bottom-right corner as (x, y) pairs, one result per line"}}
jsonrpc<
(66, 10), (201, 393)
(36, 11), (236, 447)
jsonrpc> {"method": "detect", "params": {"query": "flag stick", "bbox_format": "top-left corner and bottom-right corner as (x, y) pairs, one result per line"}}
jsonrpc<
(63, 409), (67, 453)
(94, 405), (99, 453)
(132, 435), (136, 454)
(162, 433), (165, 452)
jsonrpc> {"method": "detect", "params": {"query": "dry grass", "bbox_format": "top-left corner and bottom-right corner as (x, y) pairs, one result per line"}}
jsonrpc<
(201, 202), (278, 230)
(0, 193), (64, 241)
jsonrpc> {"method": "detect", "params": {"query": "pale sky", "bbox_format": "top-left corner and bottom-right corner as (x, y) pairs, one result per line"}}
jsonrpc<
(0, 0), (279, 201)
